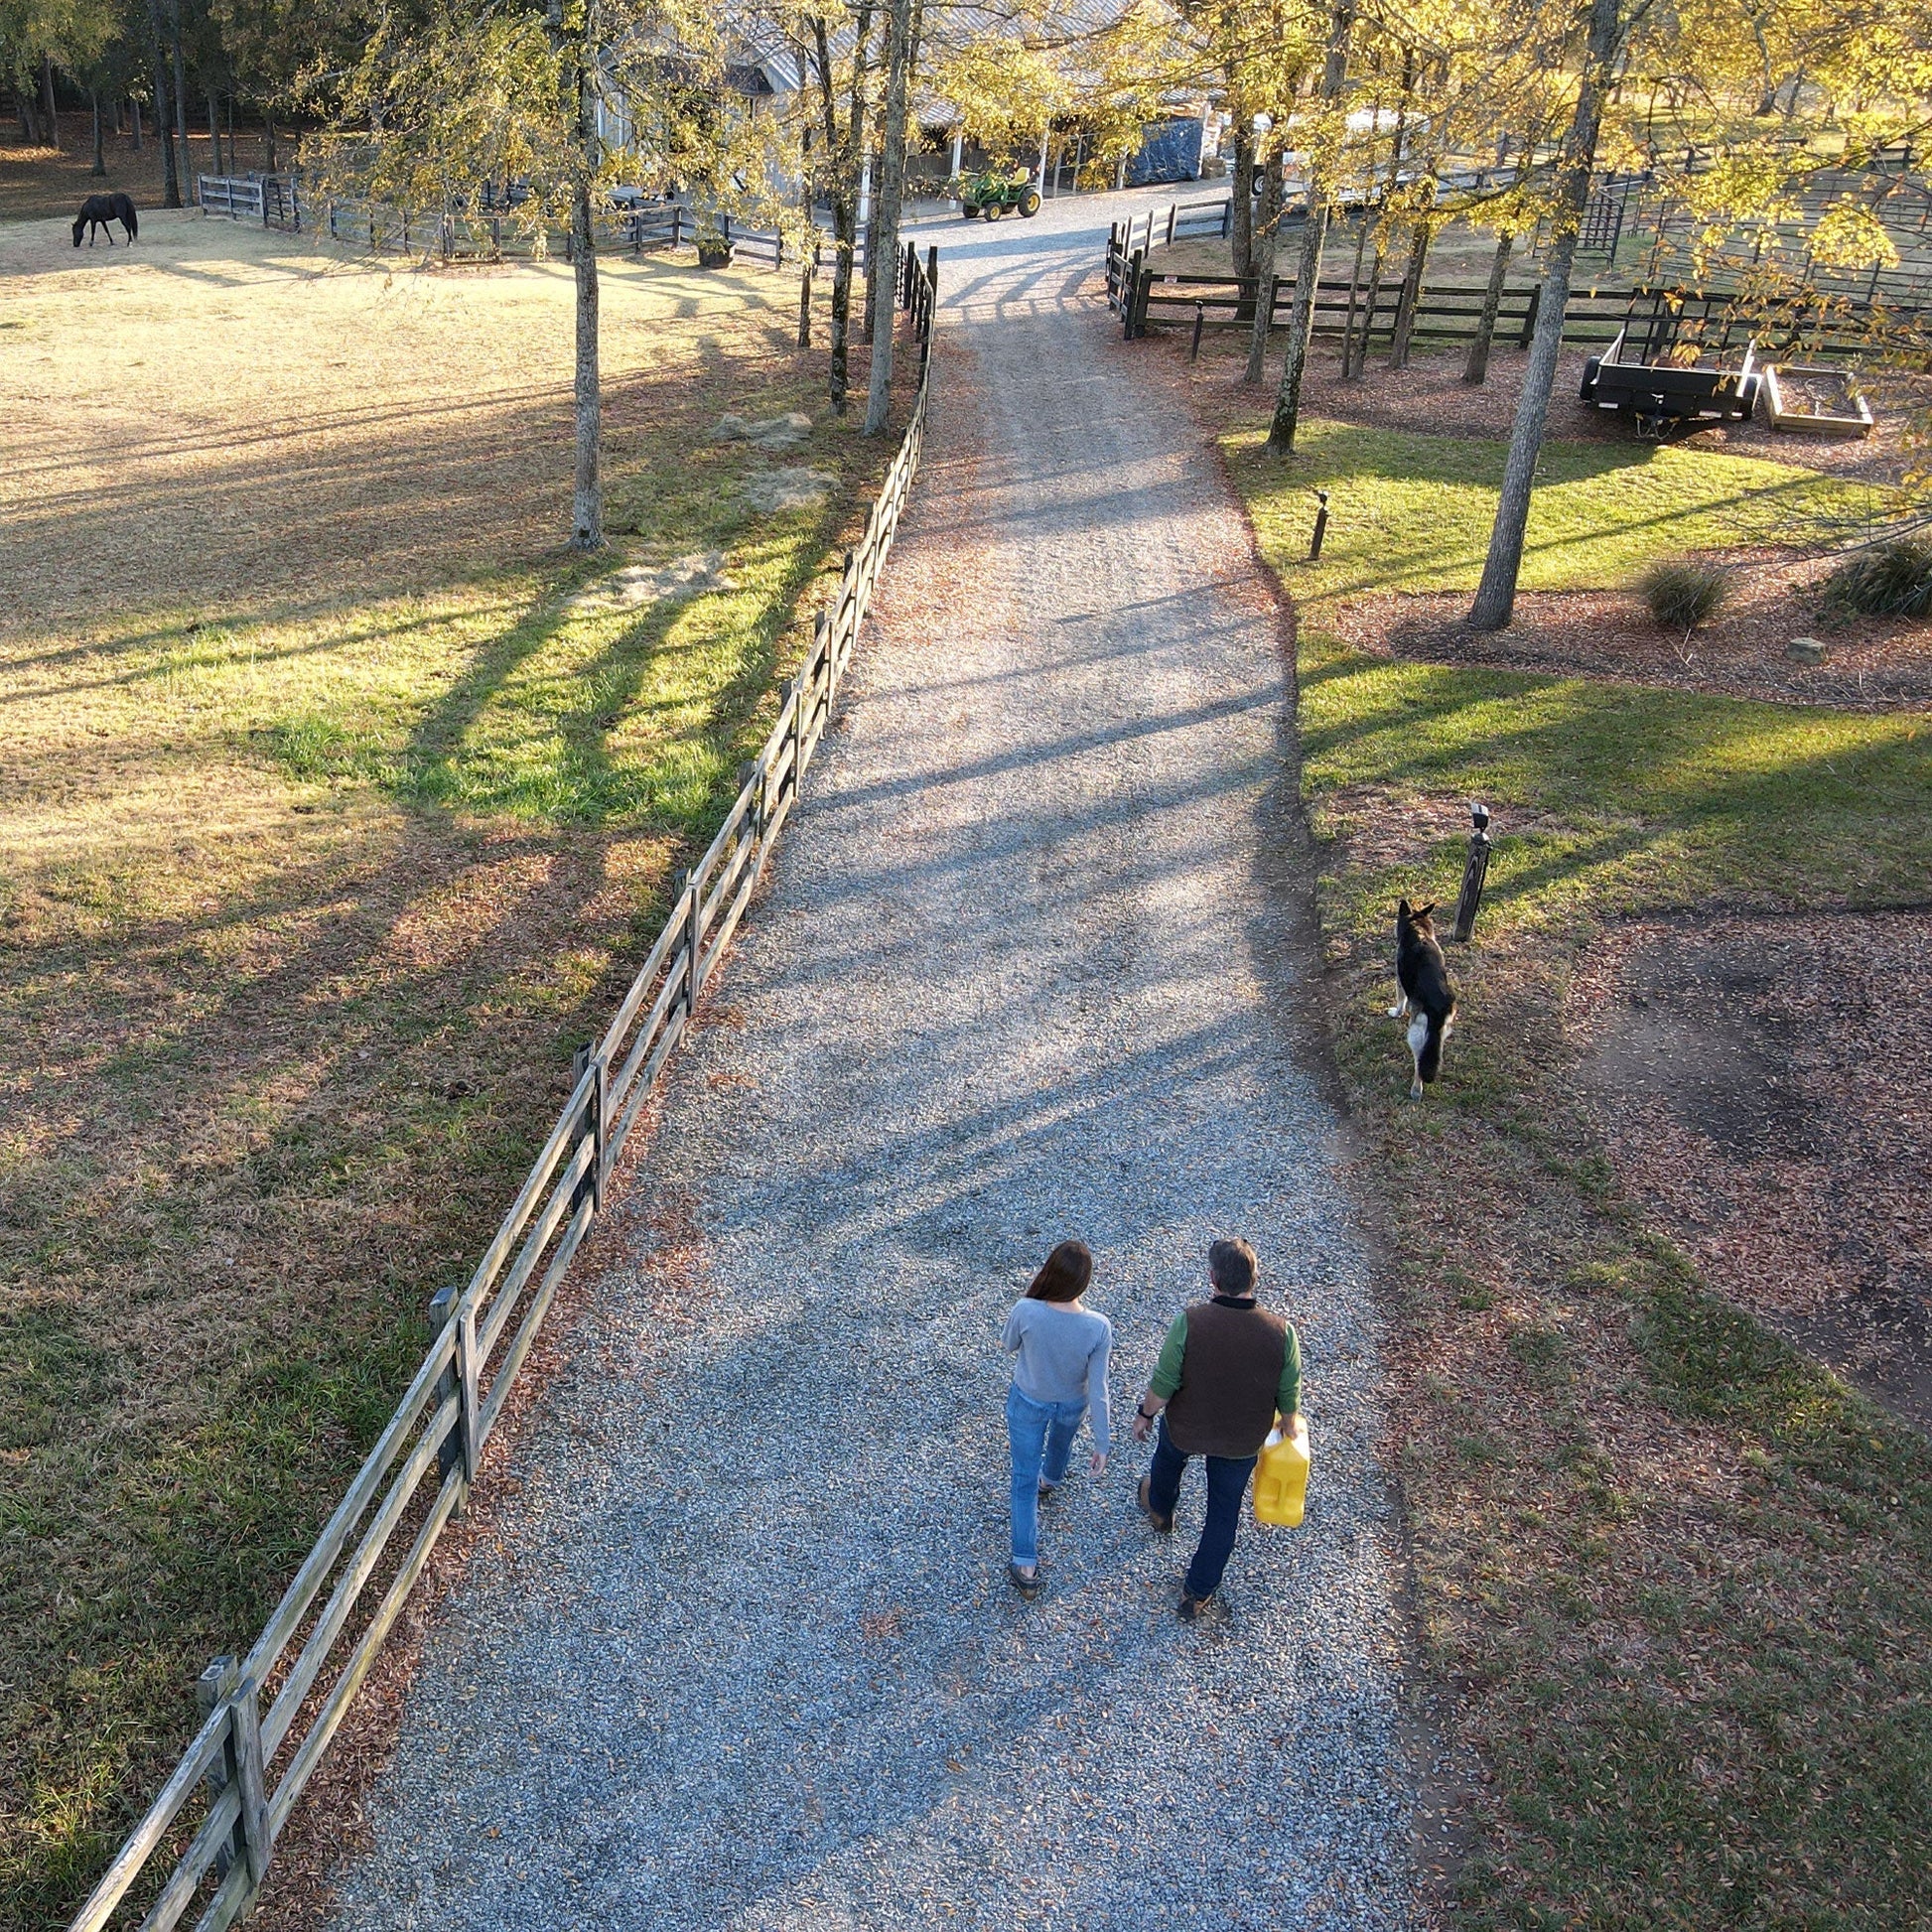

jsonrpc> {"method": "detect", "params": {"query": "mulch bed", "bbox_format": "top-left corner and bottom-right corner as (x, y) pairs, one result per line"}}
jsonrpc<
(1567, 911), (1932, 1431)
(1329, 553), (1932, 710)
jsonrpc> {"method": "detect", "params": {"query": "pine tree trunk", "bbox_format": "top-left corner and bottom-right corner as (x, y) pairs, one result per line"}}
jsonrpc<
(1468, 0), (1624, 630)
(1230, 126), (1254, 280)
(1389, 219), (1433, 368)
(1463, 230), (1513, 384)
(16, 84), (38, 146)
(571, 172), (603, 548)
(1264, 0), (1355, 455)
(819, 6), (875, 415)
(1244, 154), (1282, 384)
(863, 0), (916, 435)
(132, 97), (143, 150)
(42, 57), (61, 152)
(90, 90), (105, 175)
(207, 90), (221, 175)
(168, 0), (190, 200)
(1339, 213), (1372, 380)
(147, 0), (180, 207)
(860, 153), (881, 344)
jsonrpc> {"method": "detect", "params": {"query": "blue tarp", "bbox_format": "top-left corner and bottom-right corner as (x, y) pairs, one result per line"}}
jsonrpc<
(1126, 118), (1202, 187)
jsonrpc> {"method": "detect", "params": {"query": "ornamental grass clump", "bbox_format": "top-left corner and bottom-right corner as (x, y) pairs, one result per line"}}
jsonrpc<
(1637, 558), (1729, 633)
(1820, 537), (1932, 620)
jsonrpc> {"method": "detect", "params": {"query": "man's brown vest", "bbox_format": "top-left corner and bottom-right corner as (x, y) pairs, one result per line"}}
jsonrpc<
(1165, 1298), (1287, 1459)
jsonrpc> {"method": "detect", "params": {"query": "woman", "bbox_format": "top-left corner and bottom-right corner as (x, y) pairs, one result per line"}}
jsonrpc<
(1000, 1239), (1111, 1597)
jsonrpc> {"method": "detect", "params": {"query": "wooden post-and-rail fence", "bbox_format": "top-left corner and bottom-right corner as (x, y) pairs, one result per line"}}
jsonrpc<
(65, 240), (941, 1932)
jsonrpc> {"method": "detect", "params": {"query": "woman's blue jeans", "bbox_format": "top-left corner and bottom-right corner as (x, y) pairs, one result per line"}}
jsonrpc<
(1007, 1383), (1086, 1568)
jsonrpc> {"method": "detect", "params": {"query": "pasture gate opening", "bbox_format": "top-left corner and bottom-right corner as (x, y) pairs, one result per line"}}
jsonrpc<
(64, 240), (941, 1932)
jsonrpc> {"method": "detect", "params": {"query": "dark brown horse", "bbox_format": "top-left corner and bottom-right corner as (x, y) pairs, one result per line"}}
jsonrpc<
(72, 194), (138, 247)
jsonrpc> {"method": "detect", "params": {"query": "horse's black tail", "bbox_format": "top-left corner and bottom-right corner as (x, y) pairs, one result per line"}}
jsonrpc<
(119, 196), (138, 239)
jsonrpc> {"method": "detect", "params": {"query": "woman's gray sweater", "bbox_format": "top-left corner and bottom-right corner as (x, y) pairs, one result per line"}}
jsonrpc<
(1001, 1299), (1113, 1454)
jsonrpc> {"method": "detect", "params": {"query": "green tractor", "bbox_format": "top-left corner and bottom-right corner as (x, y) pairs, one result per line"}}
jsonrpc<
(957, 167), (1042, 220)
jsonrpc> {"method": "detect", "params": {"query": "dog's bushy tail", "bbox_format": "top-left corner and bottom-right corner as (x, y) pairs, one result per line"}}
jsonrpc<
(1418, 1010), (1447, 1084)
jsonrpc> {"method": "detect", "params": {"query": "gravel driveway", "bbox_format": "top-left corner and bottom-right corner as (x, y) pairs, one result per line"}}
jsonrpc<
(325, 189), (1429, 1932)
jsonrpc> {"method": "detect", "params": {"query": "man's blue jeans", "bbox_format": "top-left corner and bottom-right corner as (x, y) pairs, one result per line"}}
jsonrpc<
(1147, 1416), (1257, 1599)
(1007, 1384), (1085, 1568)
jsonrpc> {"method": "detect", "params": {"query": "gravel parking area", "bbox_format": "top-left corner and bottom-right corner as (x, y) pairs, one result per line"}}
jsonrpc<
(324, 191), (1428, 1932)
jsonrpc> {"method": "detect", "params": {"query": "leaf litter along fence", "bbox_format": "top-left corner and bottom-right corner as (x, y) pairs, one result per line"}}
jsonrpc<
(66, 239), (941, 1932)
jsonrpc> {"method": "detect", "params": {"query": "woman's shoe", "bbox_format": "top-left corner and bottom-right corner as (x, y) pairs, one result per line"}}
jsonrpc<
(1008, 1561), (1041, 1598)
(1136, 1476), (1173, 1533)
(1177, 1588), (1212, 1621)
(1037, 1479), (1056, 1501)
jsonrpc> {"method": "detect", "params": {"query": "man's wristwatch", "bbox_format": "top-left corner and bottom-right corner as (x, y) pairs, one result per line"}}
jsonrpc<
(1136, 1402), (1160, 1422)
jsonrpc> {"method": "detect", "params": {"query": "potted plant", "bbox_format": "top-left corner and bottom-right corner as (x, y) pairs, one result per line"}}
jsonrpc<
(695, 214), (733, 269)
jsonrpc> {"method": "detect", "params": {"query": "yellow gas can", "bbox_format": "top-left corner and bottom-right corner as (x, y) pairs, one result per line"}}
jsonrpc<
(1252, 1416), (1311, 1528)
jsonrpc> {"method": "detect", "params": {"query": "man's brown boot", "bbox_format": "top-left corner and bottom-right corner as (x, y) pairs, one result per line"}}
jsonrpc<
(1136, 1475), (1173, 1533)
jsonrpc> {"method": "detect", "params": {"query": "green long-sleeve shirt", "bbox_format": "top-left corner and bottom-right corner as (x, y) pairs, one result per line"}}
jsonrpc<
(1149, 1303), (1302, 1417)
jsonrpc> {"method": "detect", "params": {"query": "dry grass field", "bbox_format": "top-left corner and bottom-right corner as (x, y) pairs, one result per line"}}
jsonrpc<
(0, 207), (896, 1926)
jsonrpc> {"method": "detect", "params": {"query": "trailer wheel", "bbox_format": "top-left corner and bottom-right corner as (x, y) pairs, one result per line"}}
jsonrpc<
(1579, 355), (1602, 403)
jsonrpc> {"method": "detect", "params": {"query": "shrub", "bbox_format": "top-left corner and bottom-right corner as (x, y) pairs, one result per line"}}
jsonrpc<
(1637, 559), (1729, 632)
(1820, 537), (1932, 620)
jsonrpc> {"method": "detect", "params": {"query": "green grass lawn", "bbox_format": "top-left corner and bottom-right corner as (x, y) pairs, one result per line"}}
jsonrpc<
(1226, 419), (1890, 599)
(1223, 413), (1932, 1931)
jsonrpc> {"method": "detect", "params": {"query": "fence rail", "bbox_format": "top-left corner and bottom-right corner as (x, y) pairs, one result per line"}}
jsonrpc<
(1105, 224), (1914, 360)
(198, 173), (301, 231)
(64, 239), (941, 1932)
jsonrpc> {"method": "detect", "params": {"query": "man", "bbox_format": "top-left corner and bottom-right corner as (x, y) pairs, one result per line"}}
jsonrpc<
(1131, 1237), (1302, 1620)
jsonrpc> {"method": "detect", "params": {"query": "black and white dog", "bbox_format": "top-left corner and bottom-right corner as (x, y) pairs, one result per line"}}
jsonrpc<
(1390, 898), (1457, 1100)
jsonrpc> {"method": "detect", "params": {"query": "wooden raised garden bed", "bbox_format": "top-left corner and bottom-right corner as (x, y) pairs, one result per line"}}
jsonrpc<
(1759, 364), (1875, 439)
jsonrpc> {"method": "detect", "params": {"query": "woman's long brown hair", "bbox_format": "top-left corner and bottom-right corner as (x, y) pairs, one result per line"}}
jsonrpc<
(1026, 1239), (1093, 1303)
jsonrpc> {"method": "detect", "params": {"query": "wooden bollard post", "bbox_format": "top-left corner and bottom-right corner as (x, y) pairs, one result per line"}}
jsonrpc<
(1451, 802), (1493, 943)
(1309, 488), (1330, 561)
(1190, 300), (1205, 360)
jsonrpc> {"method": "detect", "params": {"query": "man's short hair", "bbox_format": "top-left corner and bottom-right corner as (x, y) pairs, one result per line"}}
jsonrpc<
(1208, 1237), (1257, 1297)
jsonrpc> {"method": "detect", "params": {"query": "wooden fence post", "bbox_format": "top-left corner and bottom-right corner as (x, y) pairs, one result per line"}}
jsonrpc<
(197, 1657), (240, 1879)
(1517, 281), (1542, 347)
(1124, 248), (1143, 338)
(569, 1040), (602, 1215)
(427, 1283), (465, 1508)
(682, 869), (703, 1013)
(230, 1677), (271, 1891)
(456, 1296), (481, 1488)
(1167, 201), (1176, 246)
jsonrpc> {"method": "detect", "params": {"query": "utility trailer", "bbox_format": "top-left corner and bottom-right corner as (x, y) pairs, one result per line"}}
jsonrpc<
(1579, 289), (1760, 436)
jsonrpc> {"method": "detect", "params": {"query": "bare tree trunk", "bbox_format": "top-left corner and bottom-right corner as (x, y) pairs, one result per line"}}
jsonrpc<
(1389, 218), (1434, 368)
(1265, 0), (1355, 455)
(263, 110), (276, 172)
(816, 6), (876, 414)
(42, 57), (61, 152)
(571, 172), (603, 548)
(147, 0), (180, 207)
(168, 0), (190, 201)
(1229, 125), (1254, 279)
(132, 97), (143, 149)
(863, 0), (916, 435)
(1244, 152), (1283, 383)
(90, 89), (105, 174)
(1339, 211), (1372, 379)
(1469, 0), (1625, 630)
(207, 89), (221, 175)
(861, 151), (881, 343)
(1463, 230), (1513, 383)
